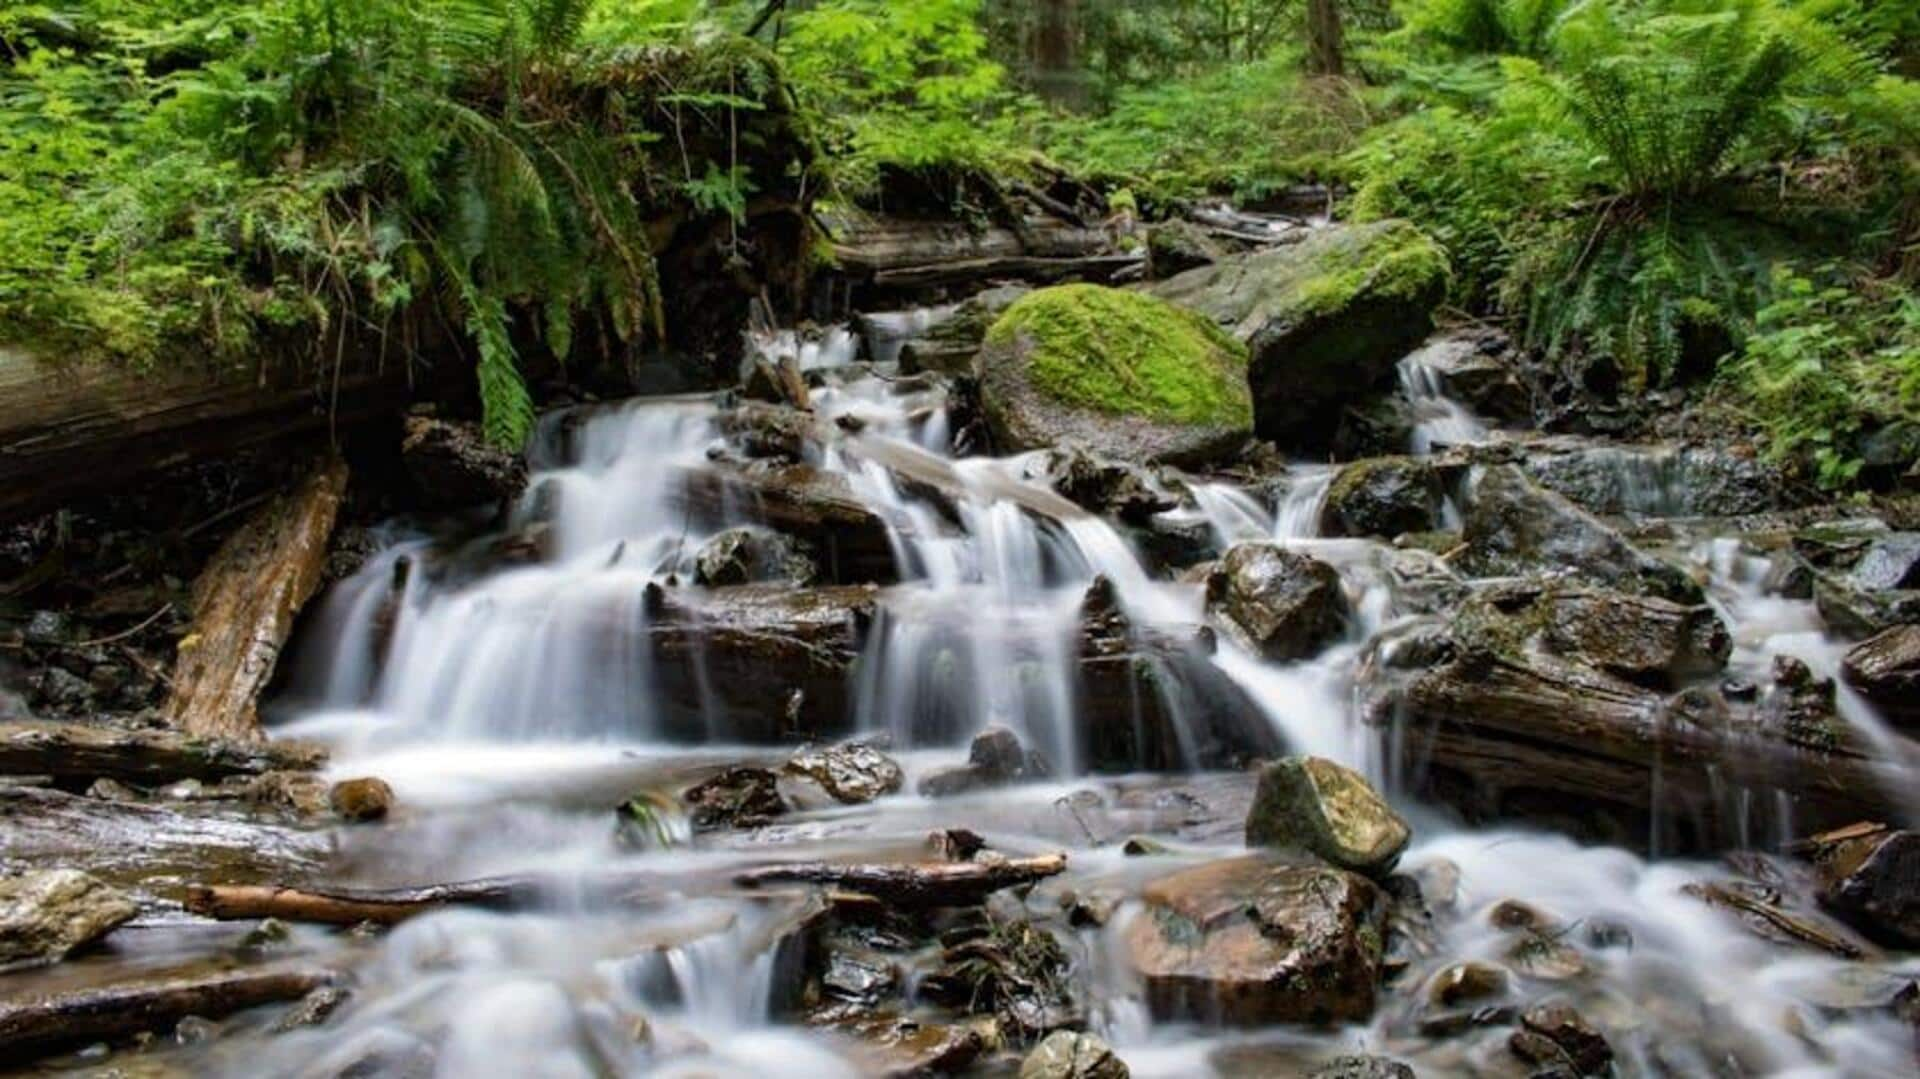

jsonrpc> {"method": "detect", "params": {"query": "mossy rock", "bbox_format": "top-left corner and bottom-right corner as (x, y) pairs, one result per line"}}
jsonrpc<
(975, 284), (1253, 467)
(1320, 456), (1443, 539)
(1151, 220), (1448, 451)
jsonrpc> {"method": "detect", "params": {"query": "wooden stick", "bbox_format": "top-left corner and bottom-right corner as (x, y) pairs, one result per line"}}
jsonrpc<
(0, 967), (334, 1060)
(183, 879), (542, 926)
(734, 853), (1068, 907)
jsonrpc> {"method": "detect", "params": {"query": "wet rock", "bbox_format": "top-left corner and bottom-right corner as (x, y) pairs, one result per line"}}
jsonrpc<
(1841, 625), (1920, 727)
(1332, 395), (1418, 460)
(693, 527), (819, 587)
(1851, 533), (1920, 590)
(1524, 443), (1782, 517)
(1504, 930), (1590, 981)
(921, 916), (1079, 1039)
(1146, 219), (1227, 278)
(0, 869), (138, 972)
(1125, 856), (1387, 1026)
(1319, 457), (1443, 539)
(272, 985), (352, 1032)
(247, 770), (333, 817)
(677, 464), (898, 585)
(829, 1012), (985, 1077)
(1245, 756), (1410, 876)
(1428, 961), (1510, 1007)
(1043, 447), (1176, 525)
(821, 949), (899, 1006)
(1021, 1030), (1129, 1079)
(1460, 466), (1698, 602)
(1510, 1002), (1613, 1076)
(930, 828), (988, 862)
(784, 741), (904, 805)
(893, 284), (1030, 377)
(329, 777), (394, 823)
(1416, 330), (1531, 423)
(684, 766), (786, 830)
(30, 666), (95, 716)
(1761, 656), (1852, 753)
(1205, 543), (1350, 661)
(1151, 221), (1447, 451)
(23, 610), (70, 647)
(1818, 829), (1920, 948)
(976, 285), (1253, 467)
(1536, 586), (1731, 688)
(918, 726), (1050, 797)
(400, 415), (527, 510)
(1306, 1055), (1416, 1079)
(721, 401), (815, 462)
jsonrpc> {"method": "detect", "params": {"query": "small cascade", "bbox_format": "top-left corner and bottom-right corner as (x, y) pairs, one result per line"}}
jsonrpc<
(1398, 342), (1491, 454)
(1273, 466), (1335, 539)
(857, 304), (959, 366)
(744, 322), (861, 372)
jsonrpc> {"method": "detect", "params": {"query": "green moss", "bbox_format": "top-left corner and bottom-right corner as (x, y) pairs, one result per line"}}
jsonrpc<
(984, 284), (1252, 429)
(1291, 220), (1451, 320)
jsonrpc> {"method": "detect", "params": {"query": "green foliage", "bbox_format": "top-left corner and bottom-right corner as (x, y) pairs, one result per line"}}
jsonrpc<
(1732, 267), (1920, 487)
(985, 284), (1252, 429)
(1046, 56), (1372, 202)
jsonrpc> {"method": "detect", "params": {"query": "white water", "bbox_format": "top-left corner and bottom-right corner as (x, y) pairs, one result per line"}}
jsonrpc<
(1399, 340), (1492, 455)
(225, 325), (1919, 1076)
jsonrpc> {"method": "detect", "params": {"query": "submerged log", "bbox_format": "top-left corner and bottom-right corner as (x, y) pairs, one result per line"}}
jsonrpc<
(1380, 648), (1913, 849)
(734, 853), (1067, 907)
(0, 345), (407, 526)
(0, 720), (324, 787)
(0, 965), (334, 1060)
(164, 455), (349, 740)
(184, 879), (539, 925)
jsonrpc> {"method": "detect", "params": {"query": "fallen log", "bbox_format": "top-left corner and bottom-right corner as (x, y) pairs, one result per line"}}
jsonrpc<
(733, 852), (1067, 907)
(828, 214), (1138, 295)
(164, 455), (349, 741)
(0, 720), (324, 787)
(0, 786), (330, 883)
(184, 879), (540, 925)
(1381, 649), (1914, 850)
(0, 965), (333, 1060)
(0, 345), (407, 526)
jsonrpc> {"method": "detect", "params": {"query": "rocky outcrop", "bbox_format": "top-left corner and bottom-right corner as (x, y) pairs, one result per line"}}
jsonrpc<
(1523, 442), (1782, 518)
(1533, 585), (1731, 688)
(1319, 457), (1443, 539)
(693, 527), (819, 587)
(1842, 625), (1920, 727)
(1205, 544), (1350, 661)
(1460, 465), (1698, 602)
(1245, 756), (1410, 876)
(1125, 856), (1386, 1026)
(1043, 447), (1177, 525)
(1151, 221), (1447, 450)
(1021, 1031), (1129, 1079)
(675, 463), (898, 584)
(400, 415), (528, 510)
(976, 285), (1253, 467)
(0, 870), (137, 972)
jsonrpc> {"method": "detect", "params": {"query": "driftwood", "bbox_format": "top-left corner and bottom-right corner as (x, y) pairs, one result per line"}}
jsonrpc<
(829, 214), (1139, 293)
(0, 720), (323, 786)
(734, 853), (1067, 907)
(0, 965), (334, 1059)
(1386, 650), (1914, 849)
(0, 345), (406, 525)
(184, 879), (541, 925)
(165, 455), (349, 740)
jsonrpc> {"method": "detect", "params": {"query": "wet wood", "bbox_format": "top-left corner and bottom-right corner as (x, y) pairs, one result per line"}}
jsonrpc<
(164, 455), (349, 741)
(0, 965), (334, 1059)
(0, 720), (324, 786)
(0, 787), (331, 883)
(1388, 650), (1913, 849)
(0, 345), (406, 525)
(829, 215), (1138, 292)
(733, 852), (1068, 907)
(1681, 881), (1875, 959)
(184, 879), (540, 925)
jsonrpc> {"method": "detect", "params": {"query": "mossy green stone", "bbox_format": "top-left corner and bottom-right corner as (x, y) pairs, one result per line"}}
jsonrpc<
(984, 284), (1252, 429)
(1246, 756), (1410, 876)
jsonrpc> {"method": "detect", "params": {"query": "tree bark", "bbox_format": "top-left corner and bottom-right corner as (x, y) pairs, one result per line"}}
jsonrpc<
(184, 879), (541, 925)
(164, 455), (349, 741)
(827, 213), (1135, 297)
(734, 852), (1068, 907)
(1305, 0), (1345, 77)
(0, 720), (324, 786)
(0, 966), (333, 1060)
(1034, 0), (1084, 108)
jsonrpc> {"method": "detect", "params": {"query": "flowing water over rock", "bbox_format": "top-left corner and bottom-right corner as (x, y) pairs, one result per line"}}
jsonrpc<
(29, 319), (1916, 1076)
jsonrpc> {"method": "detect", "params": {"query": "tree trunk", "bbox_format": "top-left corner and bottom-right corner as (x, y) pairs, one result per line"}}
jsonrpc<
(0, 967), (334, 1061)
(1305, 0), (1345, 77)
(0, 720), (324, 787)
(164, 455), (349, 741)
(1034, 0), (1083, 108)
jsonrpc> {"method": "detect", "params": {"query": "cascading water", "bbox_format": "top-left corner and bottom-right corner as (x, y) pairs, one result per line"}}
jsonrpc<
(1399, 340), (1491, 455)
(154, 313), (1914, 1077)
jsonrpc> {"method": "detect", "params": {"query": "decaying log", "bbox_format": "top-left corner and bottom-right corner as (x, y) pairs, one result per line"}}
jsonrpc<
(1385, 650), (1914, 849)
(0, 965), (334, 1059)
(829, 215), (1139, 293)
(734, 853), (1068, 907)
(0, 345), (407, 525)
(164, 455), (349, 741)
(184, 879), (540, 925)
(0, 720), (323, 787)
(0, 787), (330, 882)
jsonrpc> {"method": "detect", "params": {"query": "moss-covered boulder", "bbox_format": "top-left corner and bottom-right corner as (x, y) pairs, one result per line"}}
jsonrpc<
(1246, 756), (1410, 876)
(975, 285), (1253, 466)
(1151, 221), (1448, 450)
(1320, 456), (1443, 539)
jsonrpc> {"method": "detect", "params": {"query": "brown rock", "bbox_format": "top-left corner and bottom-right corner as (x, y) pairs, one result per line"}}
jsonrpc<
(0, 870), (138, 972)
(1841, 625), (1920, 728)
(329, 777), (394, 823)
(1206, 543), (1350, 661)
(1510, 1002), (1613, 1076)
